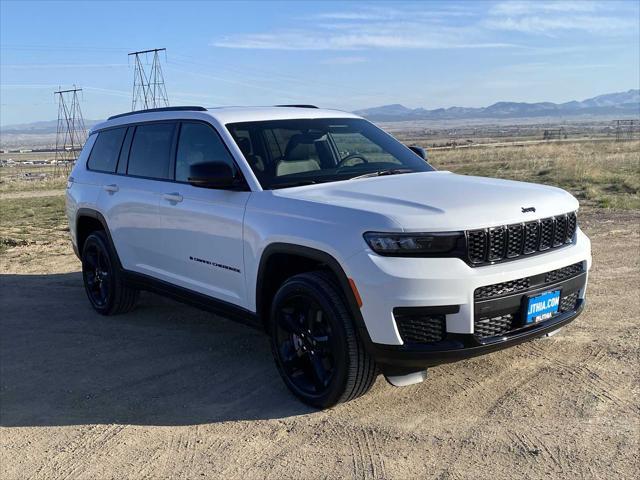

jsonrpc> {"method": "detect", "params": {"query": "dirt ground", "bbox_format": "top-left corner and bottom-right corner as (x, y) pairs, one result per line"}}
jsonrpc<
(1, 200), (638, 479)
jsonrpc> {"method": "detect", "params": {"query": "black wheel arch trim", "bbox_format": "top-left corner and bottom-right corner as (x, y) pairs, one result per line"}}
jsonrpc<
(75, 208), (123, 268)
(256, 243), (375, 347)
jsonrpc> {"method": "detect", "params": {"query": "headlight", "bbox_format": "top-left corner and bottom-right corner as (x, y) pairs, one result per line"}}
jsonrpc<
(363, 231), (464, 257)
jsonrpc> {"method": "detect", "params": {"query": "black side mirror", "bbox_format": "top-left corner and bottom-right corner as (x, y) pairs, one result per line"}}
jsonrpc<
(188, 162), (237, 189)
(408, 145), (427, 160)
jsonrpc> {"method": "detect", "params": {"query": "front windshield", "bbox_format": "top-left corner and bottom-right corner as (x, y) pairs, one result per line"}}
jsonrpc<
(226, 118), (434, 189)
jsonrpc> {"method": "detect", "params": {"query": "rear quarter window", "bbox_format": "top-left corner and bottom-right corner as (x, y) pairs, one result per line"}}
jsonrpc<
(87, 128), (127, 173)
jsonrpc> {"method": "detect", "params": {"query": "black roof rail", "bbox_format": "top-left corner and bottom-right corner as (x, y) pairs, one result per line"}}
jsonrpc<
(275, 104), (318, 109)
(107, 106), (207, 120)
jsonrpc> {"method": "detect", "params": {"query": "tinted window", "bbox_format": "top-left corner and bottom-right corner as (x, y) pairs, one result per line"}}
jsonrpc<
(175, 122), (236, 183)
(227, 118), (433, 189)
(116, 127), (134, 175)
(87, 128), (126, 173)
(127, 123), (176, 179)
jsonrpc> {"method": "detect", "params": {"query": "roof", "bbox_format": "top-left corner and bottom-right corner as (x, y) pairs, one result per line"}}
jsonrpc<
(92, 106), (362, 133)
(207, 106), (360, 123)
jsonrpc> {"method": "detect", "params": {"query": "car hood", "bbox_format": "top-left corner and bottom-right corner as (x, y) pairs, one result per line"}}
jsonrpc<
(273, 171), (579, 231)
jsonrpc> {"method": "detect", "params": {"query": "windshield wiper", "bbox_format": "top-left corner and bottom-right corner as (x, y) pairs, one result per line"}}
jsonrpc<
(271, 180), (317, 189)
(349, 168), (414, 181)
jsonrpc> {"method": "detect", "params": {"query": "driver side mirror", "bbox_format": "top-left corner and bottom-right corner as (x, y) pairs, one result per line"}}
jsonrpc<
(408, 145), (428, 160)
(188, 161), (238, 189)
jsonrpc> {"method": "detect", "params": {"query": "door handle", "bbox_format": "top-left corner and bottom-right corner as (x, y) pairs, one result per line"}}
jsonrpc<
(162, 192), (183, 203)
(104, 184), (119, 193)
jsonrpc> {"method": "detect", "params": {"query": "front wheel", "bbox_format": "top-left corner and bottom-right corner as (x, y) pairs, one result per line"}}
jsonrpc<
(270, 271), (377, 408)
(82, 231), (138, 315)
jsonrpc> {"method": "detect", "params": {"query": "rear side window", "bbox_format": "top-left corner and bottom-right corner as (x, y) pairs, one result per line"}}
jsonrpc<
(175, 122), (236, 183)
(127, 123), (176, 179)
(87, 128), (126, 173)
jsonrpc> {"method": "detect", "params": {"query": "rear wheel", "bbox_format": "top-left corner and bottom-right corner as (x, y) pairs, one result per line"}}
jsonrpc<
(270, 271), (377, 408)
(82, 231), (138, 315)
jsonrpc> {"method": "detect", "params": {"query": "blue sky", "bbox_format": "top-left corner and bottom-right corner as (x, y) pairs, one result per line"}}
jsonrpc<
(1, 0), (639, 125)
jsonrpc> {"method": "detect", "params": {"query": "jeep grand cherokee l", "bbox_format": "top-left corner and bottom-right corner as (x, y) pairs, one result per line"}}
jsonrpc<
(66, 105), (591, 408)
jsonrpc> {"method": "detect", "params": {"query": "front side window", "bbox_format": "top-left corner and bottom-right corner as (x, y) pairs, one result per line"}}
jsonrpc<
(226, 118), (433, 189)
(175, 122), (236, 183)
(87, 128), (126, 173)
(127, 123), (176, 179)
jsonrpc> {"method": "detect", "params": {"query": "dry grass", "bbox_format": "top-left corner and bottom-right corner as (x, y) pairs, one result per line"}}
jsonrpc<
(427, 140), (640, 209)
(0, 195), (67, 255)
(0, 174), (67, 194)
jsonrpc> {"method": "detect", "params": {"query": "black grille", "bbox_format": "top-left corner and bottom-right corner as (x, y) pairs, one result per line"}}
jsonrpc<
(560, 291), (579, 312)
(566, 212), (577, 242)
(475, 262), (584, 301)
(487, 227), (506, 261)
(545, 262), (584, 284)
(466, 211), (577, 266)
(553, 215), (567, 246)
(523, 221), (540, 254)
(539, 218), (554, 250)
(506, 224), (524, 258)
(468, 230), (487, 264)
(395, 314), (446, 344)
(474, 314), (515, 339)
(475, 278), (530, 300)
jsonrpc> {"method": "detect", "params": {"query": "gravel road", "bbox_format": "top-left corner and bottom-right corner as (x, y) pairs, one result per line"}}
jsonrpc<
(1, 208), (638, 479)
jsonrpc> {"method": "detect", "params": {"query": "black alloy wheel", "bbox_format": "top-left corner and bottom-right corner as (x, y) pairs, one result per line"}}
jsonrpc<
(274, 293), (338, 397)
(270, 271), (377, 408)
(81, 231), (138, 315)
(83, 241), (112, 308)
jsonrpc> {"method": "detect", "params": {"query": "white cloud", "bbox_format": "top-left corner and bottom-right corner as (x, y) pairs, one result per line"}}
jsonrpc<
(210, 1), (637, 51)
(487, 1), (638, 35)
(485, 14), (636, 35)
(320, 56), (368, 65)
(212, 21), (518, 51)
(489, 1), (600, 16)
(211, 32), (516, 50)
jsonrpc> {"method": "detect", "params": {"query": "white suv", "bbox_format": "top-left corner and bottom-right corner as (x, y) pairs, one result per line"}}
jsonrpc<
(66, 105), (592, 408)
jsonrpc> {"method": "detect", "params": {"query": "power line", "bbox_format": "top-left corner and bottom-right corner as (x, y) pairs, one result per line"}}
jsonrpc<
(129, 48), (169, 111)
(54, 86), (87, 176)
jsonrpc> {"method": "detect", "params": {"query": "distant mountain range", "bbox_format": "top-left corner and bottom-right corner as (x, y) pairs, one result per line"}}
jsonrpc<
(354, 89), (640, 122)
(1, 119), (101, 135)
(1, 90), (638, 135)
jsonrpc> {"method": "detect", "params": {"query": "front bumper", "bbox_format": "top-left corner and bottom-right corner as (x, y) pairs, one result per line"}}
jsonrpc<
(371, 298), (584, 372)
(344, 228), (591, 372)
(347, 228), (591, 346)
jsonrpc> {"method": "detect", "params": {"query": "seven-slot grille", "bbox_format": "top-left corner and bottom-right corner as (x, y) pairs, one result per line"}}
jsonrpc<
(467, 212), (577, 266)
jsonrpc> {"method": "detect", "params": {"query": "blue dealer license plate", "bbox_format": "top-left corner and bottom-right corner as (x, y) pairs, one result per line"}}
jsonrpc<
(525, 290), (561, 324)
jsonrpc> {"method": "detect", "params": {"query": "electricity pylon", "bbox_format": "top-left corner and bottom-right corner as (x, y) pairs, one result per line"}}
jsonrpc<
(54, 87), (87, 176)
(129, 48), (169, 111)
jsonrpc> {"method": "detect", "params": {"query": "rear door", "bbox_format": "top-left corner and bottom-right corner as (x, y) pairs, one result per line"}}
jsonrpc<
(156, 121), (250, 307)
(98, 121), (178, 276)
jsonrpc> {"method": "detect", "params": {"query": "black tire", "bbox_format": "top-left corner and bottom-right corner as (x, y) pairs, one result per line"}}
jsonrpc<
(82, 231), (138, 315)
(270, 271), (377, 408)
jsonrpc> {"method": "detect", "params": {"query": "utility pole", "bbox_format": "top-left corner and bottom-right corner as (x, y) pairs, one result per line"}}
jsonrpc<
(129, 48), (169, 111)
(54, 87), (87, 176)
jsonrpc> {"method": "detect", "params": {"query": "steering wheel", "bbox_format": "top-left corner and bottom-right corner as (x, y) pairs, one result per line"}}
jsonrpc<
(336, 153), (370, 169)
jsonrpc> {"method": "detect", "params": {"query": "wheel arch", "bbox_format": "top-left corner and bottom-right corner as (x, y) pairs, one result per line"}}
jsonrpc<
(255, 243), (370, 343)
(75, 208), (122, 268)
